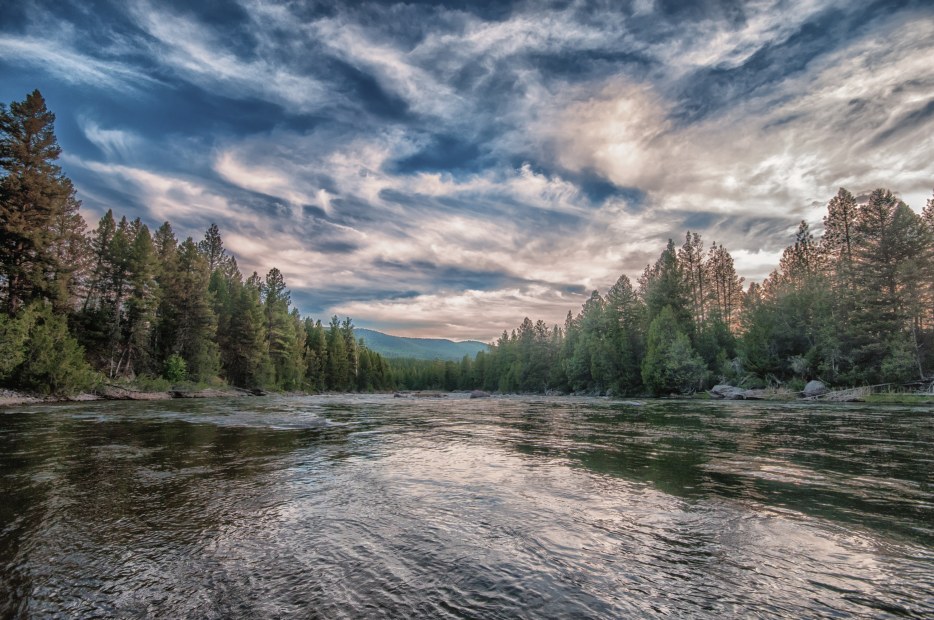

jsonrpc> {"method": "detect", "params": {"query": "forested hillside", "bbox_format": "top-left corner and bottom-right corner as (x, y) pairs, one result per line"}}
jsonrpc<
(0, 90), (392, 395)
(355, 328), (488, 361)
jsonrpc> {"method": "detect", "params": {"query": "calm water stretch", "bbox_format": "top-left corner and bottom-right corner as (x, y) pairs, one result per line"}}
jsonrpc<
(1, 395), (932, 618)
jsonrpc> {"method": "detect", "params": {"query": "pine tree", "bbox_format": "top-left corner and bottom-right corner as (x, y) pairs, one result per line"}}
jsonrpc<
(605, 274), (645, 394)
(0, 90), (85, 313)
(117, 222), (158, 377)
(641, 306), (706, 395)
(678, 231), (706, 330)
(198, 223), (226, 273)
(704, 243), (744, 332)
(162, 238), (219, 382)
(640, 239), (691, 334)
(304, 318), (328, 392)
(848, 190), (928, 380)
(223, 276), (269, 387)
(326, 315), (350, 390)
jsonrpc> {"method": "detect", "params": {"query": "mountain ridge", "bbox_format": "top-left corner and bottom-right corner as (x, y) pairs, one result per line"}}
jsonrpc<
(356, 328), (489, 361)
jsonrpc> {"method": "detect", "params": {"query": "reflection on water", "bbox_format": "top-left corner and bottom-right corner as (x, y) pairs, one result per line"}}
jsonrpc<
(1, 396), (932, 617)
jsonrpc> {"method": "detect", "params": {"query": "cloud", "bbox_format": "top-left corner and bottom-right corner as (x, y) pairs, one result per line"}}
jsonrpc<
(540, 11), (934, 226)
(331, 286), (584, 342)
(79, 118), (141, 160)
(0, 35), (154, 92)
(127, 0), (333, 113)
(6, 0), (933, 340)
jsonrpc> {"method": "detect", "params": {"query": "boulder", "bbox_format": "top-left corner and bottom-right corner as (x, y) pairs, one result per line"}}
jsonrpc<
(469, 390), (492, 399)
(709, 384), (749, 400)
(802, 380), (829, 398)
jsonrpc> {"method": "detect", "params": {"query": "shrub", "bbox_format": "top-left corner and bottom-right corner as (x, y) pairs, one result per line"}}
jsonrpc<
(14, 304), (95, 395)
(0, 311), (31, 381)
(164, 353), (188, 383)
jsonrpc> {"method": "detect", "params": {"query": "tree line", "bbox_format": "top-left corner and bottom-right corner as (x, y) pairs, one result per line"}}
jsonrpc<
(397, 188), (934, 395)
(4, 89), (933, 398)
(0, 90), (392, 394)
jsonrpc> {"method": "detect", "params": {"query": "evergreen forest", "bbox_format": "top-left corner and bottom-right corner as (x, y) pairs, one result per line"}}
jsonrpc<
(2, 90), (933, 398)
(0, 90), (392, 395)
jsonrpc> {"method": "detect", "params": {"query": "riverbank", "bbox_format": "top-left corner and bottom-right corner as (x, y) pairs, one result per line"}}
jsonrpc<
(0, 385), (268, 408)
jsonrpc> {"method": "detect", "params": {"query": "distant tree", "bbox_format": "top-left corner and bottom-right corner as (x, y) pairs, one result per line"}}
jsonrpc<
(326, 315), (350, 390)
(198, 223), (226, 273)
(605, 274), (645, 394)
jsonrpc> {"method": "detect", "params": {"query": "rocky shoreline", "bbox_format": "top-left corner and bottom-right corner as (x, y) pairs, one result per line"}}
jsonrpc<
(0, 386), (267, 408)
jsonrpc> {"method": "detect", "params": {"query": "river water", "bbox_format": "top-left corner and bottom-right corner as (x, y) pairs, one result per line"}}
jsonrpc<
(1, 395), (931, 618)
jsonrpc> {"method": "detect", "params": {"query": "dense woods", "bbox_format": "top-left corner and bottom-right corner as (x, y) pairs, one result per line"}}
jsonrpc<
(0, 90), (392, 395)
(396, 190), (934, 395)
(3, 90), (933, 397)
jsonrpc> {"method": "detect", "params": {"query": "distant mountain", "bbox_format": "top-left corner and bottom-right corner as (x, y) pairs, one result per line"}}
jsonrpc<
(356, 328), (490, 361)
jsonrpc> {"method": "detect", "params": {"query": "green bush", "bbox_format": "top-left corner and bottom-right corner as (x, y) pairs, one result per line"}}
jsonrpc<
(0, 311), (31, 381)
(881, 337), (919, 383)
(133, 374), (172, 392)
(164, 353), (188, 382)
(14, 304), (95, 395)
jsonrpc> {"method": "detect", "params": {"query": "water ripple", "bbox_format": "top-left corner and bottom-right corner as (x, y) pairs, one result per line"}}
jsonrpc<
(1, 395), (932, 617)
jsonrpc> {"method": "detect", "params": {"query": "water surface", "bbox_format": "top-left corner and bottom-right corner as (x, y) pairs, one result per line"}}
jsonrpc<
(1, 395), (932, 617)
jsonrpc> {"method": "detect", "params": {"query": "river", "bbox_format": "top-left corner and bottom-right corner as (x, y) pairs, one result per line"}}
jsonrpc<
(1, 395), (932, 618)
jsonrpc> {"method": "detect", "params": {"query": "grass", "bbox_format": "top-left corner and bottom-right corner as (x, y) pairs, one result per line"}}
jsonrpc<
(864, 392), (934, 405)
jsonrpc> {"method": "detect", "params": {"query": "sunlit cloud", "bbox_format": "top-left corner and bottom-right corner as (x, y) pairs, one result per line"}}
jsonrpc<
(332, 286), (583, 342)
(3, 0), (933, 339)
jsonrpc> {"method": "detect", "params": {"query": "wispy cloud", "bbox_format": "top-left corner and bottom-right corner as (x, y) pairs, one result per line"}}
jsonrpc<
(4, 0), (932, 339)
(79, 118), (141, 160)
(127, 0), (334, 113)
(0, 35), (154, 92)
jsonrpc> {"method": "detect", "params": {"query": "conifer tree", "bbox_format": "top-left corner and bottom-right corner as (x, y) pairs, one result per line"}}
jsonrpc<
(326, 315), (350, 390)
(704, 243), (744, 332)
(678, 231), (706, 330)
(641, 306), (706, 395)
(0, 90), (85, 313)
(198, 223), (226, 273)
(304, 318), (328, 392)
(605, 274), (645, 393)
(117, 222), (158, 377)
(162, 238), (219, 381)
(640, 239), (691, 334)
(151, 222), (179, 367)
(223, 276), (269, 387)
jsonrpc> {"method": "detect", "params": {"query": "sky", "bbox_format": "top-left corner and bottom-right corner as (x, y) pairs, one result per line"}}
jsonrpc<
(1, 0), (932, 341)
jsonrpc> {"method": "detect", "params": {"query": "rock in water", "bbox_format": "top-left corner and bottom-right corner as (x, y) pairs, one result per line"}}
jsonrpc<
(469, 390), (492, 399)
(802, 380), (829, 397)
